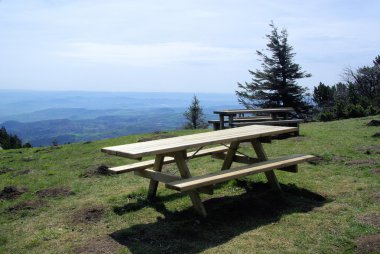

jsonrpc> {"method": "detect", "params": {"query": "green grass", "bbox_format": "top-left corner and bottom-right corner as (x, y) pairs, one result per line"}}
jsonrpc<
(0, 117), (379, 253)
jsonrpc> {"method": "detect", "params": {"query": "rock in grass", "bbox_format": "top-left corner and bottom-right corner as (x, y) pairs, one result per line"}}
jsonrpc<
(367, 119), (380, 126)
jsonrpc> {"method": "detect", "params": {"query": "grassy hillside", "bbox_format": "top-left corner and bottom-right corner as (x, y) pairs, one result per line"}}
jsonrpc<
(0, 117), (379, 254)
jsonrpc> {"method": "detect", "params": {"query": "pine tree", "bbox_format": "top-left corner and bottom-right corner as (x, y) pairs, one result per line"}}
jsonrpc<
(183, 95), (208, 129)
(236, 22), (311, 114)
(0, 126), (23, 149)
(313, 82), (335, 111)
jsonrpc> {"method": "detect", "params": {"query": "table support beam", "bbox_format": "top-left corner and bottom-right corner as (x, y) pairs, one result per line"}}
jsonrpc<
(174, 151), (207, 217)
(221, 141), (240, 170)
(251, 139), (281, 192)
(147, 154), (165, 200)
(219, 114), (225, 129)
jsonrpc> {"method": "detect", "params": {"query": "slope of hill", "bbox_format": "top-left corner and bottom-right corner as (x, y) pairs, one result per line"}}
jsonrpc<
(0, 116), (379, 253)
(0, 90), (240, 146)
(1, 108), (184, 146)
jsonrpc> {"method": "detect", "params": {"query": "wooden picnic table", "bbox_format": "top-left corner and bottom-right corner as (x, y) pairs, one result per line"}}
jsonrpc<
(102, 125), (315, 217)
(212, 107), (296, 130)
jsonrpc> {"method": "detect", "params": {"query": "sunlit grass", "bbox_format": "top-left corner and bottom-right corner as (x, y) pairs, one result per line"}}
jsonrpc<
(0, 116), (379, 253)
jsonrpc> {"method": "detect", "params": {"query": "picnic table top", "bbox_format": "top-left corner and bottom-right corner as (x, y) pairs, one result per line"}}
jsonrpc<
(101, 125), (297, 159)
(213, 107), (295, 115)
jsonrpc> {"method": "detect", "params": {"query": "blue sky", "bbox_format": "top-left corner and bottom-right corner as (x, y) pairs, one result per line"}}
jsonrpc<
(0, 0), (379, 93)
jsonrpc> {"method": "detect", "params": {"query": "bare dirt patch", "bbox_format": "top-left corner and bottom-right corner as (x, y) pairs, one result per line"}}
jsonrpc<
(357, 213), (380, 228)
(332, 156), (348, 163)
(358, 146), (380, 155)
(373, 192), (380, 204)
(12, 169), (33, 177)
(0, 167), (14, 174)
(9, 199), (46, 211)
(137, 133), (177, 142)
(34, 146), (61, 153)
(72, 205), (105, 224)
(306, 155), (348, 165)
(80, 165), (111, 178)
(34, 148), (51, 153)
(36, 186), (73, 198)
(289, 136), (308, 142)
(73, 236), (122, 254)
(21, 156), (34, 162)
(0, 186), (28, 200)
(345, 159), (379, 166)
(367, 119), (380, 126)
(356, 234), (380, 254)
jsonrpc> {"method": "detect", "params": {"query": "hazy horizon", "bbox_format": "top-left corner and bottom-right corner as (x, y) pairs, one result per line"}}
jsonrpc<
(0, 90), (241, 146)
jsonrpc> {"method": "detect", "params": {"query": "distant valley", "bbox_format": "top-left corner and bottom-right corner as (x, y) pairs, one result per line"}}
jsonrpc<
(0, 90), (239, 146)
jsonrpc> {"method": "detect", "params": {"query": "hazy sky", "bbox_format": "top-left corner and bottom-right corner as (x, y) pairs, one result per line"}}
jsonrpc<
(0, 0), (379, 93)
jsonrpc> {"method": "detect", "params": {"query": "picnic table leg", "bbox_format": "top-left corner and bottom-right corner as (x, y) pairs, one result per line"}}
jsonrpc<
(251, 139), (282, 191)
(219, 114), (225, 129)
(147, 154), (165, 200)
(228, 115), (234, 128)
(174, 150), (207, 217)
(221, 141), (240, 170)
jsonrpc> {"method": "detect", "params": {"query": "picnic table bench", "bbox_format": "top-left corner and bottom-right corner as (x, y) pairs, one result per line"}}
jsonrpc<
(102, 125), (316, 217)
(209, 107), (302, 135)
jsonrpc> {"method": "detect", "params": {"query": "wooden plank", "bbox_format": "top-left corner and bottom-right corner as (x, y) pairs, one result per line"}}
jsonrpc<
(102, 125), (298, 159)
(214, 107), (295, 115)
(134, 169), (214, 195)
(232, 119), (303, 127)
(134, 169), (181, 183)
(108, 146), (229, 174)
(233, 117), (274, 122)
(166, 154), (316, 192)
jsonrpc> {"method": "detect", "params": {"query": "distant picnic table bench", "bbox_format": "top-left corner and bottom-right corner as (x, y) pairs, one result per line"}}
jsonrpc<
(209, 107), (302, 135)
(102, 125), (316, 217)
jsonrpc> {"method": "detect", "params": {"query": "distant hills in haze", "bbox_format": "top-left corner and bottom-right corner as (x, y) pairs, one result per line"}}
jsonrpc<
(0, 90), (239, 146)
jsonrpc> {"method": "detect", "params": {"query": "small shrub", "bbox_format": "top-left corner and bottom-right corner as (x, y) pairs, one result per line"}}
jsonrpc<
(335, 101), (347, 119)
(366, 105), (380, 116)
(346, 104), (366, 118)
(319, 111), (335, 122)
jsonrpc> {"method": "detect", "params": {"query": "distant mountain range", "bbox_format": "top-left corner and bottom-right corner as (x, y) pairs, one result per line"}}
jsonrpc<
(0, 90), (240, 146)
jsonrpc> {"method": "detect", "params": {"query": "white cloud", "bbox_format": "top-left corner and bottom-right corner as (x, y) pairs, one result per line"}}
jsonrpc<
(1, 0), (380, 92)
(55, 42), (251, 67)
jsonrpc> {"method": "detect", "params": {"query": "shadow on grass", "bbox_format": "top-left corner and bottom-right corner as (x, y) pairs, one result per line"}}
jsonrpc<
(110, 181), (328, 253)
(113, 191), (185, 215)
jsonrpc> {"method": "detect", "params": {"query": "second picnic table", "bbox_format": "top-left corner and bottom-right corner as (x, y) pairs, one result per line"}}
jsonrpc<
(211, 107), (299, 130)
(102, 125), (315, 217)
